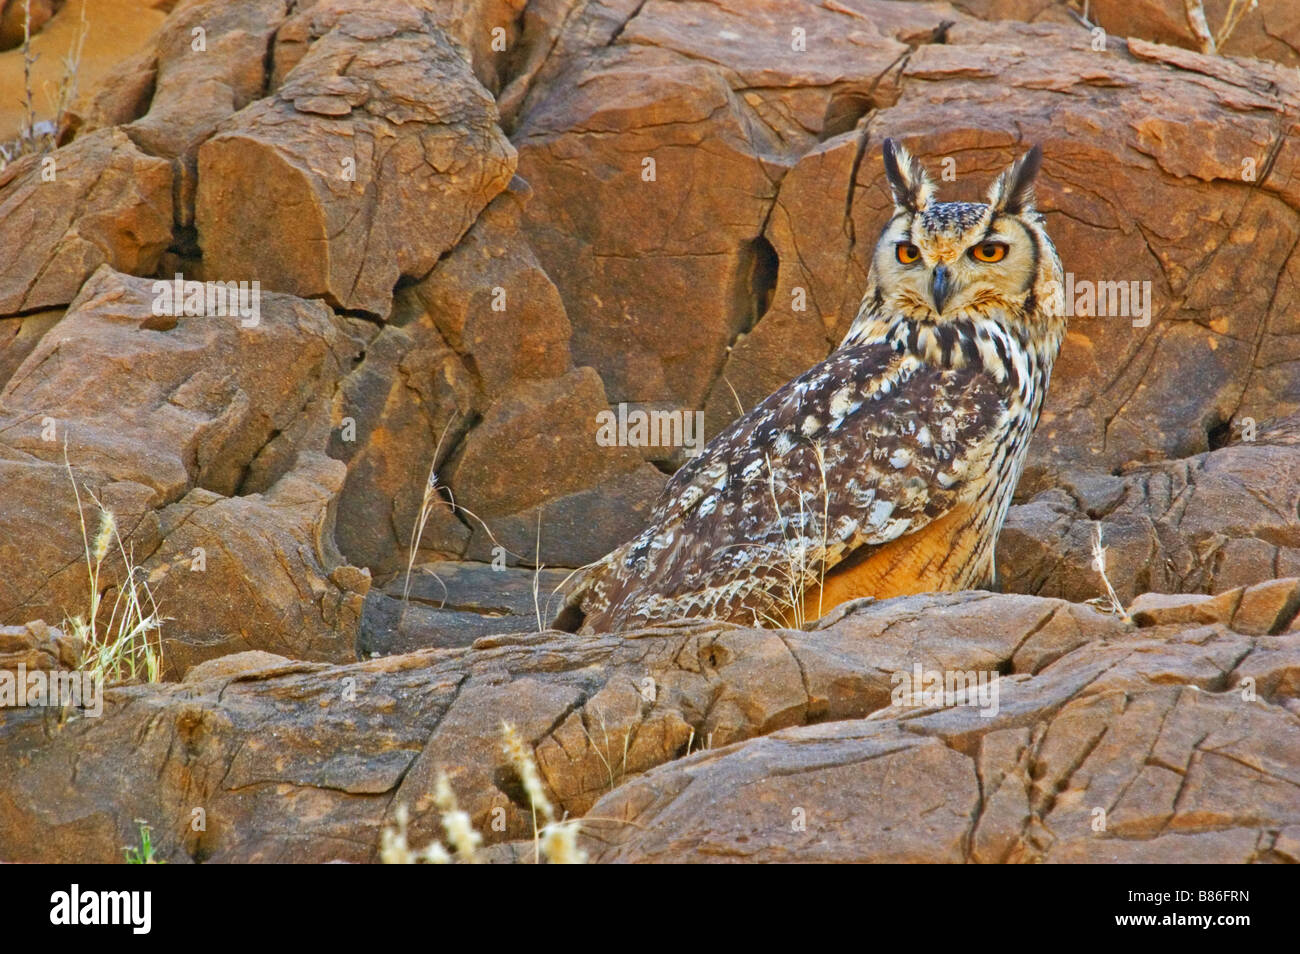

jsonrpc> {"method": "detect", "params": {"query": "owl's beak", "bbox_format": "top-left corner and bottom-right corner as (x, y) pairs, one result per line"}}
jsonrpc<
(930, 264), (953, 314)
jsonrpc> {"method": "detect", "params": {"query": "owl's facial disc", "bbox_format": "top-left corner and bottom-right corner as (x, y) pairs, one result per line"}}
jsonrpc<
(876, 202), (1037, 321)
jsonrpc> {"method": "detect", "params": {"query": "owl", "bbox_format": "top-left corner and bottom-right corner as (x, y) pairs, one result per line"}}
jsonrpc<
(555, 139), (1065, 634)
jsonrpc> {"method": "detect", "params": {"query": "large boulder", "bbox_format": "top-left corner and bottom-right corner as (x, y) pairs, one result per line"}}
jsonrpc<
(195, 0), (517, 317)
(0, 128), (172, 313)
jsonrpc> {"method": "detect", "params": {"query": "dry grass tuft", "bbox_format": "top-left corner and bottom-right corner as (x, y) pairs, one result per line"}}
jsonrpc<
(1085, 521), (1131, 622)
(379, 723), (586, 864)
(64, 452), (163, 686)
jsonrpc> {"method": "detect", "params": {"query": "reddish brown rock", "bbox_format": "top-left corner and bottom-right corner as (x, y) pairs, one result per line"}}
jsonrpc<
(998, 415), (1300, 606)
(3, 589), (1297, 863)
(1232, 577), (1300, 635)
(580, 632), (1300, 863)
(1128, 588), (1244, 627)
(427, 0), (530, 97)
(505, 0), (930, 408)
(0, 309), (61, 388)
(358, 561), (573, 656)
(195, 0), (516, 316)
(143, 452), (371, 678)
(443, 366), (666, 564)
(1089, 0), (1300, 67)
(182, 650), (293, 683)
(129, 0), (288, 150)
(82, 46), (157, 132)
(0, 268), (372, 673)
(329, 184), (579, 573)
(0, 128), (172, 313)
(0, 0), (60, 52)
(1, 0), (1300, 867)
(488, 0), (1300, 500)
(16, 0), (1295, 579)
(0, 620), (80, 674)
(930, 0), (1300, 68)
(413, 183), (572, 396)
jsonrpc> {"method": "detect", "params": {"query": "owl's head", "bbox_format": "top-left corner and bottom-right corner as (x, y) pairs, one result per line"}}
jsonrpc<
(860, 139), (1062, 337)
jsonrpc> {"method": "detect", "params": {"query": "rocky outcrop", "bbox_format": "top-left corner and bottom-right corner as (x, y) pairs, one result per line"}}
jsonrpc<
(999, 414), (1300, 605)
(0, 586), (1295, 862)
(0, 620), (80, 674)
(0, 267), (372, 676)
(0, 0), (1298, 864)
(579, 681), (1300, 863)
(358, 561), (571, 656)
(195, 1), (517, 316)
(2, 0), (1297, 590)
(1087, 0), (1299, 67)
(935, 1), (1299, 67)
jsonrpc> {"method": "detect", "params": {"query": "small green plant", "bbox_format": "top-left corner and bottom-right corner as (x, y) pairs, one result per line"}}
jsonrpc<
(123, 819), (163, 864)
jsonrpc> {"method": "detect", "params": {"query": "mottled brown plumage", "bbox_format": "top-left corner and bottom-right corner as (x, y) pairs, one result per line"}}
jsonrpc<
(556, 140), (1065, 634)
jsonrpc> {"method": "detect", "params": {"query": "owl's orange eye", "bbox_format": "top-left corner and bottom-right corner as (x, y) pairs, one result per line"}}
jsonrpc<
(970, 242), (1008, 263)
(895, 242), (921, 264)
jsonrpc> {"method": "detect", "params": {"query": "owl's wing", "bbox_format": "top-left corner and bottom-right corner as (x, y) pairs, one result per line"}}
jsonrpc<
(559, 341), (1013, 632)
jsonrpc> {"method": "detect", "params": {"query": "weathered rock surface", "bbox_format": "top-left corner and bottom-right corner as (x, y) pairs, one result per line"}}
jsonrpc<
(579, 681), (1299, 863)
(195, 0), (517, 316)
(0, 128), (173, 313)
(143, 452), (372, 678)
(0, 308), (62, 388)
(0, 0), (1298, 865)
(326, 183), (662, 571)
(0, 267), (372, 675)
(935, 0), (1300, 67)
(358, 561), (571, 656)
(182, 650), (294, 683)
(0, 620), (80, 675)
(491, 0), (1300, 497)
(117, 0), (292, 236)
(1, 587), (1296, 862)
(723, 27), (1300, 492)
(999, 414), (1300, 606)
(1089, 0), (1300, 67)
(2, 0), (1295, 585)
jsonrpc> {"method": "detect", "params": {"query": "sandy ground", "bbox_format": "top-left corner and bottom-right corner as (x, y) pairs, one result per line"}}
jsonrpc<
(0, 0), (167, 143)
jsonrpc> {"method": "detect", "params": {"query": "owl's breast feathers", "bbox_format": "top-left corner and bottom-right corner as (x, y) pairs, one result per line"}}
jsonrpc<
(559, 320), (1045, 634)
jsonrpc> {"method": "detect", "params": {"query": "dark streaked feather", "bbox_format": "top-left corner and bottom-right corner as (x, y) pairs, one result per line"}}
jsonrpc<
(560, 342), (1011, 633)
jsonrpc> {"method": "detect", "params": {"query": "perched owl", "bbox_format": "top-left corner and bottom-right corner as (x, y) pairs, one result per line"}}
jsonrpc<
(555, 139), (1065, 634)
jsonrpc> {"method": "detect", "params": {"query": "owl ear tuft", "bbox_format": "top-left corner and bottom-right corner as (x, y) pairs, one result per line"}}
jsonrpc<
(988, 145), (1043, 215)
(881, 138), (935, 213)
